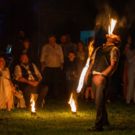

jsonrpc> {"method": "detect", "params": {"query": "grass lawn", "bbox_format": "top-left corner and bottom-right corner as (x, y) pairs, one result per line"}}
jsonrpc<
(0, 99), (135, 135)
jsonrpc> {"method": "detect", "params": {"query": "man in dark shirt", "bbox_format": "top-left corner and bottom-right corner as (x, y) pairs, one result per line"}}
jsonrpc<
(86, 29), (120, 131)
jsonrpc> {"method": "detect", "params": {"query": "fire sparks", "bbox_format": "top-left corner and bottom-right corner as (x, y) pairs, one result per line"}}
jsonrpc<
(30, 94), (36, 114)
(76, 58), (90, 93)
(108, 18), (117, 35)
(68, 93), (77, 113)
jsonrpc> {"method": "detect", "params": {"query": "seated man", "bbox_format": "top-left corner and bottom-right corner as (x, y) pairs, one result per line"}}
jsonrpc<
(14, 54), (42, 108)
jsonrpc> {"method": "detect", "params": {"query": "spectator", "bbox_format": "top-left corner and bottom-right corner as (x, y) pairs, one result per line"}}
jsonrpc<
(40, 35), (64, 99)
(14, 54), (42, 108)
(0, 55), (14, 111)
(60, 34), (68, 59)
(65, 51), (78, 100)
(12, 30), (27, 61)
(60, 34), (77, 66)
(16, 30), (26, 45)
(13, 39), (33, 63)
(124, 34), (135, 104)
(76, 41), (87, 73)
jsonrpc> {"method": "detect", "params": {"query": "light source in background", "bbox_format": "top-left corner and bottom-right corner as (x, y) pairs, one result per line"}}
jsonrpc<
(76, 58), (90, 93)
(68, 93), (77, 114)
(80, 30), (95, 45)
(108, 18), (117, 35)
(30, 94), (36, 115)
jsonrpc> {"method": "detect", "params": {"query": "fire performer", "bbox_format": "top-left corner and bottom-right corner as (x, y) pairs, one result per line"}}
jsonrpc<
(85, 26), (120, 131)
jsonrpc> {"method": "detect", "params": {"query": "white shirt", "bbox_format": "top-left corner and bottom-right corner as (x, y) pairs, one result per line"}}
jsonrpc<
(14, 63), (42, 81)
(40, 43), (64, 68)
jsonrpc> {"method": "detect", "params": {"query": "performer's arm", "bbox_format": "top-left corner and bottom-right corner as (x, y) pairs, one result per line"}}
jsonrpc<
(84, 59), (94, 84)
(101, 60), (117, 77)
(101, 47), (119, 77)
(14, 65), (38, 86)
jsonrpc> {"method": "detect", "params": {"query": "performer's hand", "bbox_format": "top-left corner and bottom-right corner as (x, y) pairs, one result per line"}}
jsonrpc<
(92, 74), (106, 86)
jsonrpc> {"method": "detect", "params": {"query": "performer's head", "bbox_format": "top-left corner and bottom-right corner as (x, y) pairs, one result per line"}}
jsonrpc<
(106, 34), (121, 45)
(94, 26), (107, 48)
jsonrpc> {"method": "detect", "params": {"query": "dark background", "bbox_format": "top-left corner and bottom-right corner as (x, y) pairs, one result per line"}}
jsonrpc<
(0, 0), (135, 50)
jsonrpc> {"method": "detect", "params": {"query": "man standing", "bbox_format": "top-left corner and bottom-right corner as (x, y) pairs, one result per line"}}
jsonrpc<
(40, 35), (64, 98)
(86, 28), (120, 131)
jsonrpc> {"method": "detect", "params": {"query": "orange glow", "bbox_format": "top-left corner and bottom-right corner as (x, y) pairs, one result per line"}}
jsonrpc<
(68, 93), (77, 113)
(30, 95), (36, 113)
(77, 58), (90, 93)
(108, 18), (117, 35)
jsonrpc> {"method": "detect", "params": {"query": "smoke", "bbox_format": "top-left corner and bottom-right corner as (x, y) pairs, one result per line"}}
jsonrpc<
(95, 3), (119, 32)
(94, 1), (135, 33)
(124, 1), (135, 30)
(118, 16), (127, 28)
(115, 0), (135, 33)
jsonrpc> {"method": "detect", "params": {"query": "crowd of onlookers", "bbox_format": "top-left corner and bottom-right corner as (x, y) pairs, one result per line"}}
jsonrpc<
(0, 30), (135, 111)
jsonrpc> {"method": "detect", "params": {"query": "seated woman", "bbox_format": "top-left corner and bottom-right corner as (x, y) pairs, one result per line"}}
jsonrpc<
(0, 55), (14, 111)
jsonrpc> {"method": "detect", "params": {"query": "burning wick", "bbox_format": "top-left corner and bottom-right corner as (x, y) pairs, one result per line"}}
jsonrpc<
(30, 94), (36, 115)
(108, 18), (117, 35)
(68, 93), (77, 114)
(76, 58), (90, 93)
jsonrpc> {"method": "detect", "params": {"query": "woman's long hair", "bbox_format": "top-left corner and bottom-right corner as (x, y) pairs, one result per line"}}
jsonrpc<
(93, 26), (107, 48)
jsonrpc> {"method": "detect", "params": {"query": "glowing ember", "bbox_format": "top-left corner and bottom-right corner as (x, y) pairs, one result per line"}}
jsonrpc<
(30, 94), (36, 113)
(76, 58), (90, 93)
(68, 93), (77, 113)
(108, 18), (117, 35)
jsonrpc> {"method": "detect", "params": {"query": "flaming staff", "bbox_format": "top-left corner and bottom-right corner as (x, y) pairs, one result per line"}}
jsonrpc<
(76, 58), (90, 93)
(68, 92), (77, 114)
(108, 18), (117, 35)
(30, 94), (36, 115)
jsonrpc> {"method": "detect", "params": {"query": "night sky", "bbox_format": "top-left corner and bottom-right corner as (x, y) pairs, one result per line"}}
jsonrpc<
(0, 0), (135, 47)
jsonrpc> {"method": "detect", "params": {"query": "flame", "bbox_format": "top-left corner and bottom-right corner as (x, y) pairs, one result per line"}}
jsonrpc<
(108, 18), (117, 35)
(30, 95), (36, 113)
(68, 93), (76, 113)
(76, 58), (90, 93)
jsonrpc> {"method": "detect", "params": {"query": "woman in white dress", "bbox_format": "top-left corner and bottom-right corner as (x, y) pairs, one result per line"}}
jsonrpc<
(0, 56), (14, 111)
